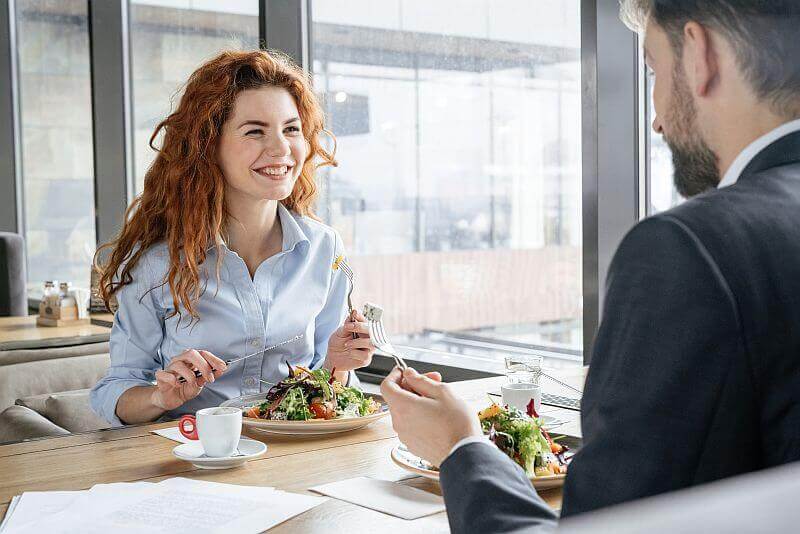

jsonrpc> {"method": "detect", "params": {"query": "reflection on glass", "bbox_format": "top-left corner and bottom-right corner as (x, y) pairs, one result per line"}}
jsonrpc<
(17, 0), (96, 292)
(130, 0), (259, 192)
(312, 0), (583, 365)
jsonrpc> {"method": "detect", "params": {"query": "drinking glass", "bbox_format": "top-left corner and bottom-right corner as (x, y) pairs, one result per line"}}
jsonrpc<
(504, 354), (543, 386)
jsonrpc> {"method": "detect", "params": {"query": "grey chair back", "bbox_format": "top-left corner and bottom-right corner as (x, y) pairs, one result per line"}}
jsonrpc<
(560, 461), (800, 533)
(0, 232), (27, 316)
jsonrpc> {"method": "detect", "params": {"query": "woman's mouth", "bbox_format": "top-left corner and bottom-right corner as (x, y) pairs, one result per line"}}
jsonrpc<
(254, 165), (293, 180)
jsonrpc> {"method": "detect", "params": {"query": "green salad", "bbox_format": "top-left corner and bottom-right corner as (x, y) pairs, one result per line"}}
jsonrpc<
(478, 403), (569, 477)
(244, 366), (380, 421)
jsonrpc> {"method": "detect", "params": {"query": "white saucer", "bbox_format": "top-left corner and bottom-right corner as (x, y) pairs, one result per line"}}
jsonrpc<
(172, 437), (267, 470)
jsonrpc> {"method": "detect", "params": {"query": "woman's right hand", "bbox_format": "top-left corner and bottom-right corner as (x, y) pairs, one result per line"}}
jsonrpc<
(151, 349), (227, 411)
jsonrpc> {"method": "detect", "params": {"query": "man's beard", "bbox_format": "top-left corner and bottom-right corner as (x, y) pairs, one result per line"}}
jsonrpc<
(663, 66), (720, 198)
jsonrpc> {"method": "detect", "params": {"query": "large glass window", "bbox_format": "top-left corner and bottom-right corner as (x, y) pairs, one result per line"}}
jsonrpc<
(312, 0), (583, 371)
(17, 0), (95, 292)
(130, 0), (259, 192)
(645, 69), (681, 214)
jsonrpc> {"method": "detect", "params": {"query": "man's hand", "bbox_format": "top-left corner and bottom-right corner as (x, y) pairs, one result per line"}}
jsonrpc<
(380, 367), (483, 467)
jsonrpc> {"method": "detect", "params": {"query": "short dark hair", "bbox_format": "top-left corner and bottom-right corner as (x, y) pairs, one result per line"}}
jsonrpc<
(620, 0), (800, 117)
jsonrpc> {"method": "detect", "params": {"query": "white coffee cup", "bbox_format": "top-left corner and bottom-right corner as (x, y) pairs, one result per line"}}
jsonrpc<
(501, 382), (542, 415)
(179, 406), (242, 457)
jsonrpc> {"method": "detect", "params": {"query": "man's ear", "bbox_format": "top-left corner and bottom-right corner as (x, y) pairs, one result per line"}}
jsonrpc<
(683, 21), (718, 97)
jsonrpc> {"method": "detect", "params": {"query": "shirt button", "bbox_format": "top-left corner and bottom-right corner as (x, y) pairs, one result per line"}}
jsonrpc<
(250, 339), (260, 347)
(244, 377), (256, 387)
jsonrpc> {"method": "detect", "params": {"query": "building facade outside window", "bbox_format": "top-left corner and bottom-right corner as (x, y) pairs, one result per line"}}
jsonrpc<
(17, 0), (95, 293)
(130, 0), (259, 192)
(312, 0), (583, 371)
(10, 0), (586, 372)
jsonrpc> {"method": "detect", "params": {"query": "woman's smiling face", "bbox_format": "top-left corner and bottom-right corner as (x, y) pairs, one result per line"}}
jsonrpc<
(217, 86), (309, 202)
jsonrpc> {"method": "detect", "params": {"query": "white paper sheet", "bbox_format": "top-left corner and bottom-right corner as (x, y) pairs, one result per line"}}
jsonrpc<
(0, 491), (81, 532)
(0, 495), (20, 533)
(311, 476), (445, 520)
(151, 426), (193, 443)
(9, 483), (156, 534)
(9, 478), (324, 534)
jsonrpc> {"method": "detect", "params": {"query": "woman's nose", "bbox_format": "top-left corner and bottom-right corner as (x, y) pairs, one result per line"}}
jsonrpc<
(264, 135), (290, 157)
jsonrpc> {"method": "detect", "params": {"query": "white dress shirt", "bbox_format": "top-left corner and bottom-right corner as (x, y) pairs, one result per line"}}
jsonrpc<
(91, 204), (354, 426)
(718, 118), (800, 188)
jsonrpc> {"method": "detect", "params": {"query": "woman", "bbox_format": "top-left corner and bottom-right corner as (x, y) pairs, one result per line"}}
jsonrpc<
(90, 50), (374, 426)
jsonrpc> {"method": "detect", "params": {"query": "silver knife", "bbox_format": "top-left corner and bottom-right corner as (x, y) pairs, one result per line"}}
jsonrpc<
(178, 334), (305, 383)
(224, 334), (305, 365)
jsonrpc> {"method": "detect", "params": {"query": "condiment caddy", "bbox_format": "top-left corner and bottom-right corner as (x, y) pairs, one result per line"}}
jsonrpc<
(37, 281), (90, 327)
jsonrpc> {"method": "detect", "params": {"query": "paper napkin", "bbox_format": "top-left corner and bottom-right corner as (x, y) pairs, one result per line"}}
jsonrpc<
(310, 477), (445, 520)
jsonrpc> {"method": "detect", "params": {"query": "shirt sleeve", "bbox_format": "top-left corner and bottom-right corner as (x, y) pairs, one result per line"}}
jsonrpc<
(90, 254), (166, 426)
(310, 231), (358, 384)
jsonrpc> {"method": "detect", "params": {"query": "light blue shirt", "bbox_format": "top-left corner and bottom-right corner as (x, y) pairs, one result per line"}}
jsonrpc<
(91, 204), (353, 425)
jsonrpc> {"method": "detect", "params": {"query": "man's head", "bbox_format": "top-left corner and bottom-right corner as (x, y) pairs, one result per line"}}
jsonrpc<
(621, 1), (800, 197)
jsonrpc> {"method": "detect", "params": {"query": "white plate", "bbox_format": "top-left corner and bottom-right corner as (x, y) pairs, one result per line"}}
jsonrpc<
(540, 414), (565, 429)
(220, 392), (389, 437)
(172, 437), (267, 470)
(390, 444), (566, 491)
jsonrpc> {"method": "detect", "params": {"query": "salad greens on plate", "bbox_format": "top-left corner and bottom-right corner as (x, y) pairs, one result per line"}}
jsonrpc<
(244, 366), (380, 421)
(478, 401), (570, 477)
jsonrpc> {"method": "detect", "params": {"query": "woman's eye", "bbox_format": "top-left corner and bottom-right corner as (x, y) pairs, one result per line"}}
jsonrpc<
(285, 126), (301, 134)
(246, 129), (263, 136)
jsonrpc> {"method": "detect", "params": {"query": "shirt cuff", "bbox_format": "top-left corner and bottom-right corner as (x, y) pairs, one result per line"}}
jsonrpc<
(90, 378), (154, 427)
(447, 434), (492, 460)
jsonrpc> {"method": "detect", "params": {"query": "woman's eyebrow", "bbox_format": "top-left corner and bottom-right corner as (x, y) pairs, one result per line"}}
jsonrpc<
(237, 117), (301, 128)
(238, 120), (267, 128)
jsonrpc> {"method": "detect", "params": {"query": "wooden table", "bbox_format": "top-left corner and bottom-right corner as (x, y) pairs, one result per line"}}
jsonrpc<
(0, 371), (584, 532)
(0, 315), (112, 351)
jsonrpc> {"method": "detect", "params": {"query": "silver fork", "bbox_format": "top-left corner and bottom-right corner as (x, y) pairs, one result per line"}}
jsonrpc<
(364, 304), (408, 371)
(334, 256), (358, 340)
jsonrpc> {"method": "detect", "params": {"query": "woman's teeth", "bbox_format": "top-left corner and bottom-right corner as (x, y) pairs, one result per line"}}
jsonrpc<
(257, 166), (289, 176)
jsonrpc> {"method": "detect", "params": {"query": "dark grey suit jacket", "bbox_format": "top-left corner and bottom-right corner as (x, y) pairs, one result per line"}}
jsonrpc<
(440, 131), (800, 533)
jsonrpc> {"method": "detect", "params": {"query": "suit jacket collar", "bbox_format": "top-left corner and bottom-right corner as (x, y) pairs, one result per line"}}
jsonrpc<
(740, 129), (800, 181)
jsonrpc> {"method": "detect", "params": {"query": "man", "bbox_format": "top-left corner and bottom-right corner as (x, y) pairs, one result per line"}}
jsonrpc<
(381, 1), (800, 532)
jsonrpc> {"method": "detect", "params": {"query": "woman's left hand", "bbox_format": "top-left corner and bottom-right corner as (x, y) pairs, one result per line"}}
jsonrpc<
(324, 311), (374, 379)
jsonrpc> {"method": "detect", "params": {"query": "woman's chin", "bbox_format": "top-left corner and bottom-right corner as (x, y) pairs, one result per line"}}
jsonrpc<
(226, 175), (298, 203)
(248, 183), (296, 202)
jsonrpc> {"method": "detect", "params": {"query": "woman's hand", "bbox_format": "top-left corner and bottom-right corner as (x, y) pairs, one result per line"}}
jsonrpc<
(324, 311), (375, 381)
(151, 349), (227, 411)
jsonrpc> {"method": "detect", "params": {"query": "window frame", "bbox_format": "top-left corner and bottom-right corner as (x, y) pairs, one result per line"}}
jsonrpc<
(0, 0), (642, 374)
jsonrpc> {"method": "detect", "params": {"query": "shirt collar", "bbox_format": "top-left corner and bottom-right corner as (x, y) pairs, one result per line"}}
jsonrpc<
(276, 203), (310, 253)
(209, 203), (309, 254)
(718, 118), (800, 188)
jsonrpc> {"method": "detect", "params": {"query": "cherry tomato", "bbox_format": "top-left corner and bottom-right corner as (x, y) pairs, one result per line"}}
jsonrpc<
(309, 402), (334, 420)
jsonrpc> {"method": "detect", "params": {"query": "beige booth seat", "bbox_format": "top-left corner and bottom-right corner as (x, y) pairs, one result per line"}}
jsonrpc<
(0, 343), (112, 444)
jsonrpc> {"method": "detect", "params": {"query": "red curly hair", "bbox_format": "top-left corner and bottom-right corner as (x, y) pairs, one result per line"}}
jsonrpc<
(95, 50), (337, 321)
